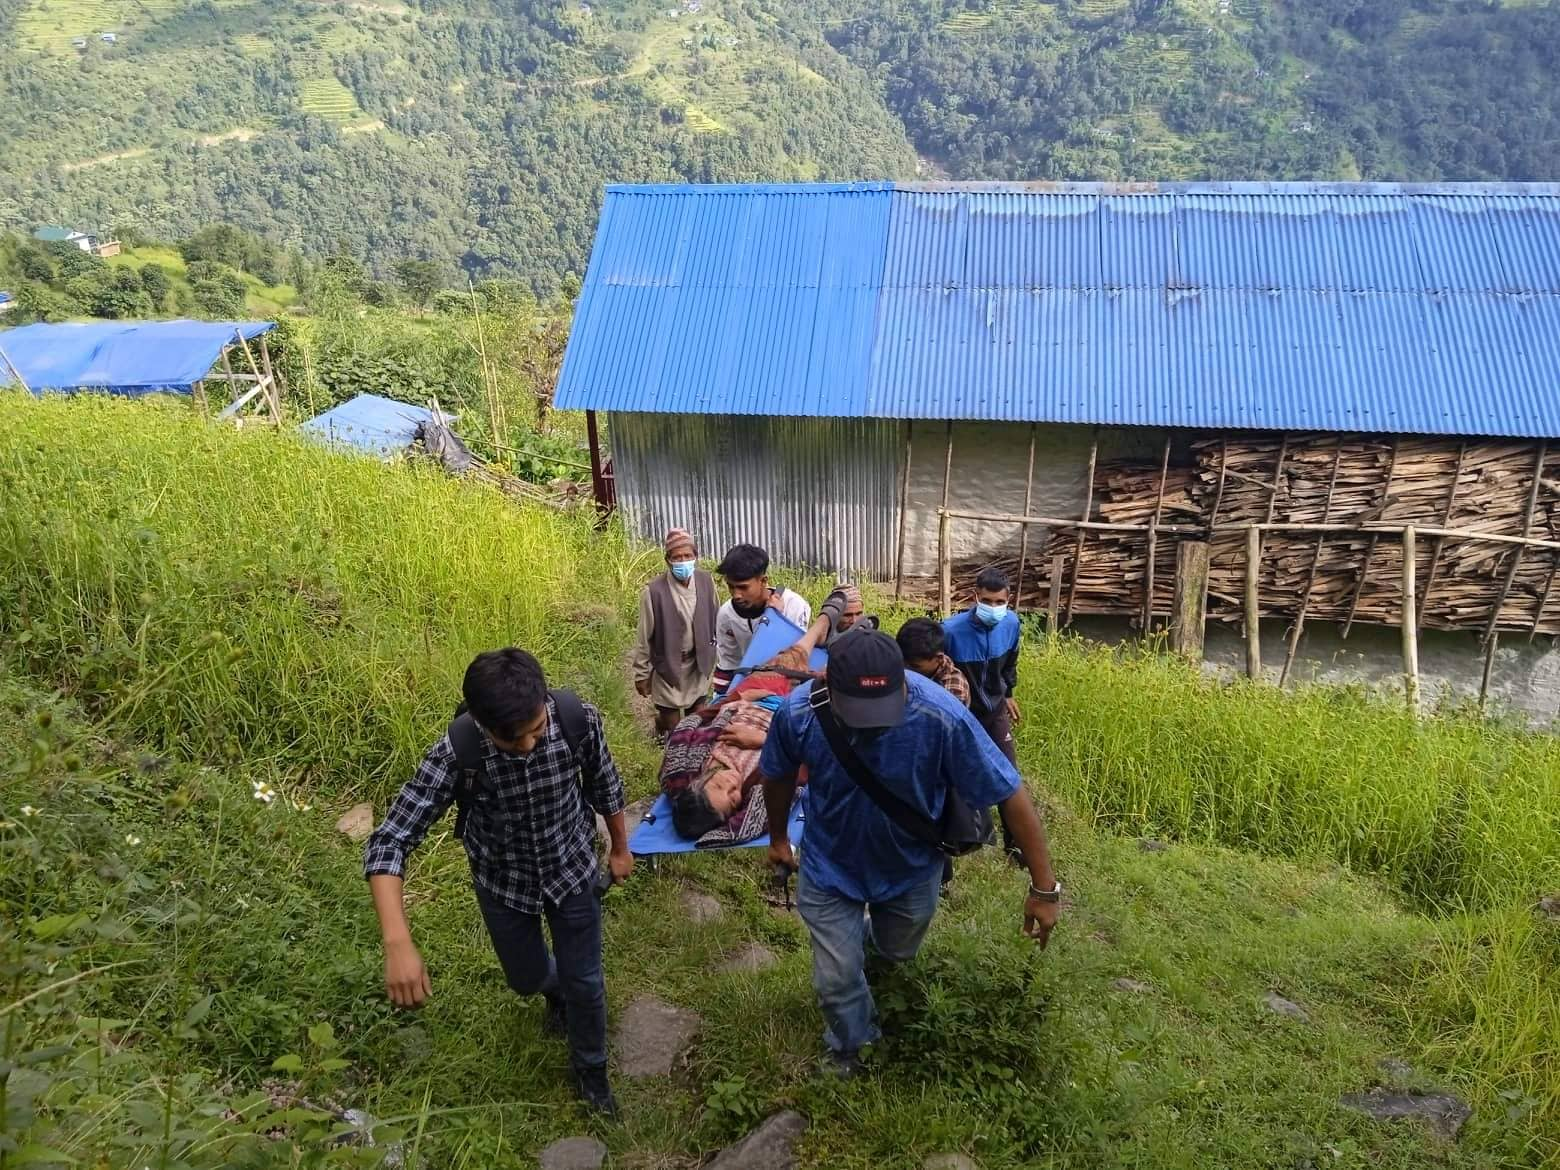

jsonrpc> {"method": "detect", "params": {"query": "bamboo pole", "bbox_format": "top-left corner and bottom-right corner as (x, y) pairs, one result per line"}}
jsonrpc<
(1480, 631), (1499, 713)
(1402, 524), (1420, 711)
(1064, 428), (1099, 625)
(939, 421), (954, 613)
(231, 330), (277, 423)
(0, 342), (32, 394)
(1014, 424), (1037, 613)
(1209, 436), (1229, 530)
(1281, 438), (1343, 686)
(1047, 554), (1064, 631)
(941, 509), (1200, 534)
(1144, 431), (1171, 629)
(1484, 441), (1547, 643)
(192, 380), (208, 419)
(893, 421), (914, 602)
(258, 335), (280, 418)
(1264, 434), (1288, 525)
(938, 509), (952, 617)
(1418, 439), (1466, 630)
(469, 280), (500, 445)
(1244, 524), (1262, 679)
(1531, 559), (1559, 643)
(1344, 437), (1398, 638)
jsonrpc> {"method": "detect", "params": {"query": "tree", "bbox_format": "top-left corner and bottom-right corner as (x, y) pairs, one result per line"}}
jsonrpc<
(395, 258), (446, 309)
(139, 263), (172, 309)
(187, 260), (247, 318)
(90, 268), (154, 319)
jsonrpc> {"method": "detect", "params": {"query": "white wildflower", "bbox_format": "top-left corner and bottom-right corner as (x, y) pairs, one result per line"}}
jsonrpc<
(290, 796), (312, 813)
(19, 805), (40, 818)
(125, 834), (142, 847)
(251, 780), (276, 804)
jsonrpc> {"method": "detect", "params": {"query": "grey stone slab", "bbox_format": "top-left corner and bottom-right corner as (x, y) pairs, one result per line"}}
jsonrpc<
(615, 996), (699, 1079)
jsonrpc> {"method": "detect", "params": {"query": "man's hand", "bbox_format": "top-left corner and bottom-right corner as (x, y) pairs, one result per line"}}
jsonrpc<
(1023, 894), (1059, 948)
(767, 838), (796, 875)
(1005, 697), (1022, 725)
(765, 588), (785, 612)
(635, 677), (652, 699)
(384, 938), (431, 1008)
(607, 844), (635, 885)
(718, 722), (768, 750)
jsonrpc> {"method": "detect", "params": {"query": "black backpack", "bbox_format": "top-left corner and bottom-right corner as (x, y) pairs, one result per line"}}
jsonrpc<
(448, 689), (589, 840)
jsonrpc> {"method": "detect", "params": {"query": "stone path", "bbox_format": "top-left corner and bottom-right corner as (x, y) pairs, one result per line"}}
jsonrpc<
(616, 995), (699, 1079)
(539, 1136), (608, 1170)
(707, 1110), (808, 1169)
(718, 942), (778, 973)
(335, 802), (374, 842)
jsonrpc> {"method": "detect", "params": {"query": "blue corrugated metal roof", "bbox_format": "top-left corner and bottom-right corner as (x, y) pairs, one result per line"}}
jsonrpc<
(554, 182), (1560, 438)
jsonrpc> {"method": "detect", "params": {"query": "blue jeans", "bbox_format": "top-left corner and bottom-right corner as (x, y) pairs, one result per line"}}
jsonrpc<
(475, 883), (608, 1071)
(797, 865), (943, 1055)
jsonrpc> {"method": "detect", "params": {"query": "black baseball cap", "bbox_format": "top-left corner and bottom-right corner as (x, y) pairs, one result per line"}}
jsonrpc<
(826, 626), (907, 729)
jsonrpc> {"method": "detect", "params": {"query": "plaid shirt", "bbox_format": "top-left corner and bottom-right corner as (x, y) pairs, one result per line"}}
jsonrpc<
(364, 697), (626, 914)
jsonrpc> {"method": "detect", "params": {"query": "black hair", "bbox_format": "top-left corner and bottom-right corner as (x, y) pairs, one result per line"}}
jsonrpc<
(896, 617), (945, 661)
(974, 566), (1011, 594)
(462, 648), (548, 739)
(671, 782), (724, 839)
(716, 543), (770, 581)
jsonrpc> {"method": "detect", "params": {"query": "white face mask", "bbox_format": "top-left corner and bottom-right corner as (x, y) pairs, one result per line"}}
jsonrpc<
(669, 559), (696, 582)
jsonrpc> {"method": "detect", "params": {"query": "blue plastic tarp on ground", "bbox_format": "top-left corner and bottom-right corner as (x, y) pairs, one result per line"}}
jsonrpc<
(0, 320), (275, 394)
(300, 393), (436, 458)
(627, 789), (806, 856)
(628, 609), (825, 855)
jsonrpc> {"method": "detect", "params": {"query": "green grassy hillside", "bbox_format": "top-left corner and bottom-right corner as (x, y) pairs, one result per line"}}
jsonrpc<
(0, 0), (918, 294)
(0, 395), (1555, 1167)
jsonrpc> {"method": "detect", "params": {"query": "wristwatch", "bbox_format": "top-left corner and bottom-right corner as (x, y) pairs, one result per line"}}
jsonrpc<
(1028, 880), (1062, 904)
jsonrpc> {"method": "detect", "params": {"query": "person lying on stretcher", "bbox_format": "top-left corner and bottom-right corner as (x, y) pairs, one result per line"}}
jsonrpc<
(660, 589), (860, 845)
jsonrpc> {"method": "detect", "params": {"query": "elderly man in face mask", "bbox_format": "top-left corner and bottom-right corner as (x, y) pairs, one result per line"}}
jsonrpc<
(632, 528), (719, 736)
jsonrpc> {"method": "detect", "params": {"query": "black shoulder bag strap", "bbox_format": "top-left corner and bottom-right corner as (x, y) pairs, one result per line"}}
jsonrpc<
(810, 693), (944, 850)
(448, 688), (590, 840)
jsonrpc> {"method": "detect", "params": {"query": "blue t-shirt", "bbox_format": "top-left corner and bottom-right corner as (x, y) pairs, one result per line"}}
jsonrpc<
(758, 672), (1022, 902)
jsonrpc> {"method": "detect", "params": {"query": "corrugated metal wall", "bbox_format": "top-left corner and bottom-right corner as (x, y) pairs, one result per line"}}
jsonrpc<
(610, 413), (900, 578)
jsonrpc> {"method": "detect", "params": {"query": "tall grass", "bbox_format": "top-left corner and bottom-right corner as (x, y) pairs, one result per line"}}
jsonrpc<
(1017, 636), (1560, 911)
(0, 395), (659, 794)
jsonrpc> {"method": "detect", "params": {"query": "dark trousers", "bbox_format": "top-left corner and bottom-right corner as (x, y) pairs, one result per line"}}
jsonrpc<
(474, 883), (608, 1071)
(977, 705), (1019, 853)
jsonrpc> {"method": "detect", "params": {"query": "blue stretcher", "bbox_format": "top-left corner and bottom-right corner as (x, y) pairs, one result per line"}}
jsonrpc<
(627, 610), (824, 856)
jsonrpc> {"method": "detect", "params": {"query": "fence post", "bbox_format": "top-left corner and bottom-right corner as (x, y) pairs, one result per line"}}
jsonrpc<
(1401, 525), (1420, 712)
(1244, 526), (1262, 679)
(1171, 541), (1210, 662)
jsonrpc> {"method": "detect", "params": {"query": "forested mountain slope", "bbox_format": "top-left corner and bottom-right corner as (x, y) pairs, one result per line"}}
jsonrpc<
(828, 0), (1560, 184)
(0, 0), (917, 293)
(5, 0), (1560, 291)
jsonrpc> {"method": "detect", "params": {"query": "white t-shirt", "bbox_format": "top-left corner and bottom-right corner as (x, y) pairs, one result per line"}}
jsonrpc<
(714, 589), (814, 671)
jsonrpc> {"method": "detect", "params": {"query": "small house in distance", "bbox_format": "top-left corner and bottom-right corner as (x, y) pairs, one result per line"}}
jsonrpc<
(32, 225), (121, 258)
(556, 181), (1560, 713)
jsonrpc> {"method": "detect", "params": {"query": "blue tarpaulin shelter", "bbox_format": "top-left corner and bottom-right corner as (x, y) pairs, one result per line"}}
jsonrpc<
(300, 394), (437, 458)
(0, 320), (274, 395)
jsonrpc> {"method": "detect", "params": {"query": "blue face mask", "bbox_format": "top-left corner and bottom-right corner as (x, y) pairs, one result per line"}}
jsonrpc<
(976, 601), (1008, 627)
(669, 559), (695, 582)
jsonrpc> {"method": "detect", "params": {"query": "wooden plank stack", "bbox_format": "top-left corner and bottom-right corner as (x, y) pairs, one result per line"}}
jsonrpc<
(1036, 434), (1560, 636)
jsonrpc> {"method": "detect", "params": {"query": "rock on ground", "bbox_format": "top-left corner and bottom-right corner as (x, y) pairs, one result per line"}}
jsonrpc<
(681, 890), (723, 923)
(335, 802), (375, 842)
(539, 1136), (608, 1170)
(1138, 837), (1169, 853)
(706, 1110), (808, 1170)
(718, 942), (778, 973)
(1111, 978), (1151, 995)
(923, 1155), (980, 1170)
(1340, 1089), (1472, 1142)
(615, 996), (700, 1079)
(1262, 992), (1310, 1022)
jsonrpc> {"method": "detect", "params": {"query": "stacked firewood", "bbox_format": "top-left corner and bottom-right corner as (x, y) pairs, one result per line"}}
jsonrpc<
(1036, 434), (1560, 636)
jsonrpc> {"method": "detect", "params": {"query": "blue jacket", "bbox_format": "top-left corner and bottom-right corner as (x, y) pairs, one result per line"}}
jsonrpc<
(942, 608), (1021, 720)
